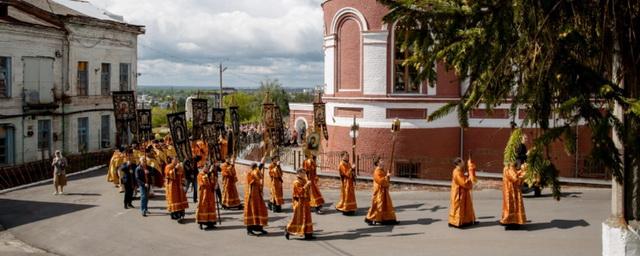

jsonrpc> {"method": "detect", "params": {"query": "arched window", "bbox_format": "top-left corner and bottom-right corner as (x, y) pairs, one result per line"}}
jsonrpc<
(392, 26), (420, 94)
(336, 16), (362, 92)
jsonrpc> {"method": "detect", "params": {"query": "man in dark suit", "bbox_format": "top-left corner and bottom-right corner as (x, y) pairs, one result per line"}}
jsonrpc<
(119, 160), (136, 209)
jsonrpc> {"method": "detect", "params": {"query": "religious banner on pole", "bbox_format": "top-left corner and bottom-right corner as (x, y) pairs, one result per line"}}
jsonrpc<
(112, 91), (138, 146)
(229, 97), (240, 157)
(273, 105), (285, 147)
(203, 122), (222, 162)
(167, 112), (192, 162)
(211, 108), (226, 133)
(262, 92), (276, 157)
(136, 109), (152, 142)
(191, 98), (208, 139)
(313, 92), (329, 140)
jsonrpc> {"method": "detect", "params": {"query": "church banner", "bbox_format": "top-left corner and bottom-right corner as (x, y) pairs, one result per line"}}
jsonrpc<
(203, 122), (222, 162)
(191, 98), (208, 139)
(136, 109), (152, 142)
(167, 112), (192, 162)
(112, 91), (138, 146)
(211, 108), (226, 132)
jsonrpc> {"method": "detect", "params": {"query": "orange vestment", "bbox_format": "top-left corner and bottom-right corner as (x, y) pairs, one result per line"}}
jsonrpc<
(448, 166), (476, 227)
(365, 167), (396, 222)
(303, 158), (324, 207)
(286, 177), (313, 236)
(268, 163), (284, 205)
(191, 140), (208, 168)
(500, 165), (526, 225)
(196, 171), (218, 223)
(244, 166), (268, 226)
(221, 162), (241, 208)
(336, 160), (357, 212)
(164, 162), (189, 213)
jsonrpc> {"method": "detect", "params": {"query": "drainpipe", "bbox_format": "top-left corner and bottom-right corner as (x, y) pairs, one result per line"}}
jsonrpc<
(61, 27), (70, 155)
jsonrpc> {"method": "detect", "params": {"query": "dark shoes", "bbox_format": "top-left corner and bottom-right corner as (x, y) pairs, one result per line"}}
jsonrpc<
(284, 232), (290, 240)
(304, 234), (316, 240)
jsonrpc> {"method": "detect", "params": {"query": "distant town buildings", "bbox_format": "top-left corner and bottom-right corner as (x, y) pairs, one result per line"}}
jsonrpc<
(0, 0), (144, 165)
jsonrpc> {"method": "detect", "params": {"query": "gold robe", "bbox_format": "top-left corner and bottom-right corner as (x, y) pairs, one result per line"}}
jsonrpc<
(448, 166), (476, 227)
(164, 162), (188, 213)
(244, 167), (268, 226)
(500, 165), (527, 225)
(336, 160), (357, 212)
(365, 167), (396, 222)
(269, 163), (284, 205)
(286, 177), (313, 236)
(303, 158), (324, 207)
(108, 151), (125, 185)
(196, 171), (217, 223)
(221, 162), (241, 208)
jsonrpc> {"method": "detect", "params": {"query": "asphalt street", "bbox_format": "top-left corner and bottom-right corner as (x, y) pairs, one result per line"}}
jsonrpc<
(0, 169), (609, 256)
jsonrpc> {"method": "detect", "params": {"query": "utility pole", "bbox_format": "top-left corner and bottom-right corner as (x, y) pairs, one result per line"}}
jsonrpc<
(219, 62), (227, 108)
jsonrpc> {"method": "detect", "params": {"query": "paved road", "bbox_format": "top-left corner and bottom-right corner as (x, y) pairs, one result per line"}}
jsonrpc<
(0, 169), (609, 256)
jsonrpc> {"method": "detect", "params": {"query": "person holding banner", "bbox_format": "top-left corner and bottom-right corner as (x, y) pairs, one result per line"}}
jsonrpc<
(164, 157), (188, 222)
(244, 158), (269, 236)
(364, 157), (398, 225)
(336, 151), (357, 216)
(303, 153), (324, 214)
(448, 157), (477, 228)
(268, 156), (284, 213)
(196, 162), (218, 230)
(221, 157), (242, 209)
(285, 169), (314, 240)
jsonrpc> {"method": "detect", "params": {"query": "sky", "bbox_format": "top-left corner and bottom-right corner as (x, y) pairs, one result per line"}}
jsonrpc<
(89, 0), (325, 88)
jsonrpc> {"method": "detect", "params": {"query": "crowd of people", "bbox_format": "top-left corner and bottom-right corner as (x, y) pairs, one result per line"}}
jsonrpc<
(105, 132), (530, 240)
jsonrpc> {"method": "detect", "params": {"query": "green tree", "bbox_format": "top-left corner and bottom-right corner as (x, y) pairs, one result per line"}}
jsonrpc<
(151, 106), (171, 128)
(223, 92), (261, 124)
(257, 78), (291, 117)
(379, 0), (639, 213)
(290, 91), (314, 103)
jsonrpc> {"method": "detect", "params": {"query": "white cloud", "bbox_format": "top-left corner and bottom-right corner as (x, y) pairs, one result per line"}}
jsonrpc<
(88, 0), (324, 88)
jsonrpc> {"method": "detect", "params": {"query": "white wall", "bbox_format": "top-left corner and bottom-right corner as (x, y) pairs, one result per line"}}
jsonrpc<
(362, 32), (388, 96)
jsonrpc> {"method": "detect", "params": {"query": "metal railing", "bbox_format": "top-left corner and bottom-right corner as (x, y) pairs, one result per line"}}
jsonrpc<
(0, 151), (112, 190)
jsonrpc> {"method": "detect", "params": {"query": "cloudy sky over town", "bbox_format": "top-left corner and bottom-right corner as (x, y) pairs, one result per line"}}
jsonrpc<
(90, 0), (325, 88)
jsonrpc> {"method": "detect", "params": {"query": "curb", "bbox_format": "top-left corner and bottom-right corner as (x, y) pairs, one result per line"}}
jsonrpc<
(0, 164), (107, 195)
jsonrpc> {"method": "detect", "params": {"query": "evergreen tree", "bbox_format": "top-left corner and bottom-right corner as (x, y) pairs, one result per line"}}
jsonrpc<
(379, 0), (639, 215)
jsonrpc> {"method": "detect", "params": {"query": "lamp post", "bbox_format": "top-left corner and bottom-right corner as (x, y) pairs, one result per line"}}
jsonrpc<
(390, 118), (401, 176)
(350, 115), (359, 176)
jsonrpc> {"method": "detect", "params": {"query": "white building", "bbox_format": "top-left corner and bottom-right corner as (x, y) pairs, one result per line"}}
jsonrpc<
(0, 0), (144, 165)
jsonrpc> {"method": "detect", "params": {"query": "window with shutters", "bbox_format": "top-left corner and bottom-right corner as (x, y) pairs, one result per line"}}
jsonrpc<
(77, 61), (88, 96)
(119, 63), (130, 91)
(37, 120), (51, 151)
(101, 115), (110, 148)
(0, 57), (10, 97)
(78, 117), (89, 152)
(0, 125), (15, 165)
(101, 63), (111, 96)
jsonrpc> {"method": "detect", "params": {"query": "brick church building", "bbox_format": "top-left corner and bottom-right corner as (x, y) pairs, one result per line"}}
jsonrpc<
(290, 0), (599, 180)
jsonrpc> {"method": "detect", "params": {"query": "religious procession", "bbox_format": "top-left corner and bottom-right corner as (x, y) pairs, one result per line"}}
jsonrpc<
(107, 90), (531, 240)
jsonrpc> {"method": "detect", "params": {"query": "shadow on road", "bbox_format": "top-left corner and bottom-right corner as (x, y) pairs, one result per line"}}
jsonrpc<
(398, 218), (441, 226)
(63, 193), (101, 196)
(315, 225), (395, 241)
(395, 203), (424, 212)
(0, 199), (95, 229)
(523, 219), (589, 231)
(523, 192), (583, 199)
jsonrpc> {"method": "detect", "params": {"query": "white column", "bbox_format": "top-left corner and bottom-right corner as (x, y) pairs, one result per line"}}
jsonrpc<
(362, 31), (388, 96)
(323, 35), (336, 95)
